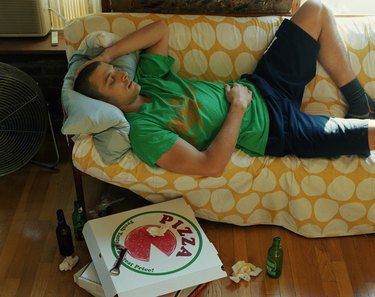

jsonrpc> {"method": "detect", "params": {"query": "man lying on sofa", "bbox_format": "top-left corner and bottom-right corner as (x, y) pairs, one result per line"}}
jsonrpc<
(74, 0), (375, 177)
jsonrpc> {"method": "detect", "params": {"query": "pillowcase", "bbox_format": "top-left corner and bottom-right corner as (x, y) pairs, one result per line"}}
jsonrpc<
(61, 31), (139, 164)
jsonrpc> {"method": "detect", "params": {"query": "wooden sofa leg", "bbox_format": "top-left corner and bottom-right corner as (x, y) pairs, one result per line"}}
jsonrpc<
(71, 163), (86, 214)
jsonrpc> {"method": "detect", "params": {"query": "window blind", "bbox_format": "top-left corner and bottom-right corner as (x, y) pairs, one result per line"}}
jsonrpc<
(49, 0), (101, 29)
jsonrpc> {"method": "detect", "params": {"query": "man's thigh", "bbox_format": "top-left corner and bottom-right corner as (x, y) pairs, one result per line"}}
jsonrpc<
(253, 19), (319, 105)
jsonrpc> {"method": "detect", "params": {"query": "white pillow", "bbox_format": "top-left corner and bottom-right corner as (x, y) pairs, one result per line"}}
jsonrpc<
(61, 31), (139, 163)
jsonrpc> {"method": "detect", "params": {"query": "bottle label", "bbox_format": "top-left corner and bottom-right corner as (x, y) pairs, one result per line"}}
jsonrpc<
(266, 258), (277, 276)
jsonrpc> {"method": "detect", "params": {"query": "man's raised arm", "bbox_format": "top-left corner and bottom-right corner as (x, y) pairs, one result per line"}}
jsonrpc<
(78, 20), (169, 73)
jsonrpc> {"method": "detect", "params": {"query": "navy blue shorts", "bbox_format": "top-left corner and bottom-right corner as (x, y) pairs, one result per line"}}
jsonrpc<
(241, 19), (370, 158)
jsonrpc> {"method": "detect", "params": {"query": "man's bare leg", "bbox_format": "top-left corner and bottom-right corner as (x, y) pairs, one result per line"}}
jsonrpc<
(291, 0), (353, 86)
(291, 0), (375, 118)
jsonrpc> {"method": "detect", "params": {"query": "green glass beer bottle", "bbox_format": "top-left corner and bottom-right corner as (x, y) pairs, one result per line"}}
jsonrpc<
(72, 200), (87, 240)
(266, 236), (283, 278)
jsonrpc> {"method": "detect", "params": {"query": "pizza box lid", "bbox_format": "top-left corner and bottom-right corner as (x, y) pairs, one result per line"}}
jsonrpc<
(83, 198), (227, 297)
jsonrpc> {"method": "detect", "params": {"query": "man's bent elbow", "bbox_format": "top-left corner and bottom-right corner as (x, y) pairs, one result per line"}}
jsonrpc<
(207, 170), (224, 178)
(203, 163), (226, 178)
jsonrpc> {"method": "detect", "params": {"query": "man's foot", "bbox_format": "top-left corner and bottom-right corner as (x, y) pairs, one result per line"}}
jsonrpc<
(346, 93), (375, 119)
(340, 79), (375, 119)
(366, 93), (375, 119)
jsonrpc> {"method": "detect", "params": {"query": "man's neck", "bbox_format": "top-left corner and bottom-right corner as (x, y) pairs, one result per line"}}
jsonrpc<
(122, 95), (150, 112)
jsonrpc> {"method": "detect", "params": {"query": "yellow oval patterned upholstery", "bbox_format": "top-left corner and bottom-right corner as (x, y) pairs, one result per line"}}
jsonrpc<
(64, 13), (375, 237)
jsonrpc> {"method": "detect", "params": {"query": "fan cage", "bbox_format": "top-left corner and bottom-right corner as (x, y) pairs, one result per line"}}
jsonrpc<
(0, 62), (48, 176)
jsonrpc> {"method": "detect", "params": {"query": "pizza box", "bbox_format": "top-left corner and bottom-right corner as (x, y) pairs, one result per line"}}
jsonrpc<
(83, 198), (227, 297)
(73, 261), (210, 297)
(74, 262), (105, 297)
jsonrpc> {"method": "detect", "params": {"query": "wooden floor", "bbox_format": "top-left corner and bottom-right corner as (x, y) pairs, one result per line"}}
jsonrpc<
(1, 134), (375, 297)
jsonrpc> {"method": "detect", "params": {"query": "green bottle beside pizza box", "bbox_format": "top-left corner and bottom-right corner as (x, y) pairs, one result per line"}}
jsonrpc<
(83, 198), (227, 297)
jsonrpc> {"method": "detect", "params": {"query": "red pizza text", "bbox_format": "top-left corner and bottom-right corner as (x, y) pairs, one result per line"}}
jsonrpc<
(160, 214), (196, 257)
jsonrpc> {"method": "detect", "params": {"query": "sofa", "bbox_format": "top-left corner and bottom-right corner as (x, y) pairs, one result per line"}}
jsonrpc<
(62, 12), (375, 238)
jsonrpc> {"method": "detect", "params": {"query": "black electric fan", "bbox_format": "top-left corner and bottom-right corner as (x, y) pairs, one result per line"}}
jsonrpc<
(0, 62), (59, 176)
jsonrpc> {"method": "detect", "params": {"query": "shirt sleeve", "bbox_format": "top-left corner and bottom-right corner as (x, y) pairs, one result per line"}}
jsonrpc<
(129, 119), (178, 167)
(135, 53), (175, 79)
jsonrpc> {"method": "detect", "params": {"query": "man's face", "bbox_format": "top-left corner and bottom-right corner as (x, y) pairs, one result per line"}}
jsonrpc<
(89, 62), (141, 110)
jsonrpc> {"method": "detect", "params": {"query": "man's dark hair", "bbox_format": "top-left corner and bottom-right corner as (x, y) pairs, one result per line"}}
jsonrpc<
(74, 61), (105, 100)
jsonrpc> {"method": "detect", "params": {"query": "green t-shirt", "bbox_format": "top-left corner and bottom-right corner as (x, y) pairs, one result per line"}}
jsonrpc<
(127, 53), (269, 167)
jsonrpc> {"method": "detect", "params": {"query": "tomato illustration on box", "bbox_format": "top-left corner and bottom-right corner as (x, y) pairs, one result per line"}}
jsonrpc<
(112, 212), (203, 275)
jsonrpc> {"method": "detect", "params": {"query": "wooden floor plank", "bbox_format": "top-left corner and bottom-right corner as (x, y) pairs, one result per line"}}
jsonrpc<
(0, 278), (19, 297)
(332, 261), (355, 297)
(277, 229), (296, 297)
(365, 282), (375, 297)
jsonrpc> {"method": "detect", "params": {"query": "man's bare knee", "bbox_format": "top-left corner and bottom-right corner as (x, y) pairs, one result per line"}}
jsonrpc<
(299, 0), (324, 20)
(303, 0), (334, 22)
(291, 0), (333, 40)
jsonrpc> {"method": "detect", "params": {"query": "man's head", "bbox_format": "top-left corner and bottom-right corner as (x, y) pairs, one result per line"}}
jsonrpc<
(74, 61), (141, 110)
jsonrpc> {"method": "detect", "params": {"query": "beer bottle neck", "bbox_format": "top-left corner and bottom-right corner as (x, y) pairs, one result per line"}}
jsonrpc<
(57, 209), (66, 225)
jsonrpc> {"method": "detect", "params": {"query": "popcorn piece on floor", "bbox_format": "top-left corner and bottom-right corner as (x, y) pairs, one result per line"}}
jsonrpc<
(229, 260), (262, 283)
(147, 225), (169, 237)
(59, 255), (79, 271)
